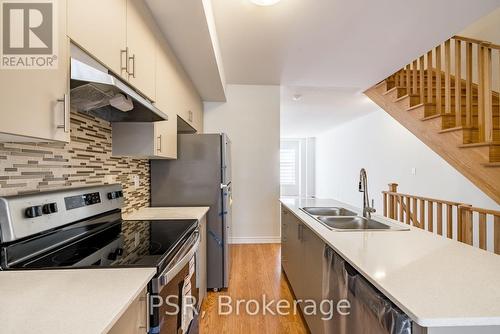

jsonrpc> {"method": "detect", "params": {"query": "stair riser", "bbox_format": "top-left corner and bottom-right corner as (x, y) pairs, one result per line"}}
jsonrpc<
(407, 105), (437, 119)
(462, 129), (500, 144)
(395, 95), (420, 109)
(384, 88), (407, 100)
(441, 117), (500, 132)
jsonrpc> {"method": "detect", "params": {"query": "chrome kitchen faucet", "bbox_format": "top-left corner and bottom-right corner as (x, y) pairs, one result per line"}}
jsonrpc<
(359, 168), (376, 219)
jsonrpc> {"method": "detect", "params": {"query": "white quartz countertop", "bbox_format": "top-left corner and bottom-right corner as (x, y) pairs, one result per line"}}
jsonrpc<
(280, 197), (500, 328)
(122, 207), (209, 221)
(0, 268), (156, 334)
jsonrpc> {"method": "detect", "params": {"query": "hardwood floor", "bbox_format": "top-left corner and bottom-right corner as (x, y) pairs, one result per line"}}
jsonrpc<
(200, 244), (308, 333)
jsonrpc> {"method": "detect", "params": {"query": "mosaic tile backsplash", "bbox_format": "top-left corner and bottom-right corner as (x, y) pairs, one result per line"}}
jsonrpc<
(0, 111), (150, 216)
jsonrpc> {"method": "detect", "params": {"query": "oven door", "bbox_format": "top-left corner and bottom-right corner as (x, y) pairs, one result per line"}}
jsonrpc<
(150, 230), (200, 334)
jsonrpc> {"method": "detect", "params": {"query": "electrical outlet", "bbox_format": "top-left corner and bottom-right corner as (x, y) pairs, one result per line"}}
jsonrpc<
(134, 232), (140, 248)
(411, 168), (417, 176)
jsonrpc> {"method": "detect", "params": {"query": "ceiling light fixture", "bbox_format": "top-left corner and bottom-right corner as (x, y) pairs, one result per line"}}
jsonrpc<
(292, 94), (302, 101)
(250, 0), (282, 6)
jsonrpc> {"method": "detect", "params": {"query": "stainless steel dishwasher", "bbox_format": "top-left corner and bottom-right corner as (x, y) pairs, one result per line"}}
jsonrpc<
(323, 246), (412, 334)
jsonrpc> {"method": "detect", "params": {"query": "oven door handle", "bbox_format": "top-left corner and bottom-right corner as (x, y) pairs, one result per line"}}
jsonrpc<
(160, 232), (200, 287)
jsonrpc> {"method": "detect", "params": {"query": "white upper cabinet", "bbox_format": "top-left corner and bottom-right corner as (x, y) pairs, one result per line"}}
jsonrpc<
(155, 29), (203, 133)
(112, 119), (177, 159)
(126, 0), (157, 101)
(68, 0), (157, 101)
(0, 0), (70, 143)
(67, 0), (127, 79)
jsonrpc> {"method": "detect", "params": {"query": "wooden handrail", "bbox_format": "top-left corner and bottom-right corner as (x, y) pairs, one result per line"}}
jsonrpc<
(382, 191), (466, 207)
(383, 184), (500, 255)
(460, 205), (500, 216)
(453, 35), (500, 49)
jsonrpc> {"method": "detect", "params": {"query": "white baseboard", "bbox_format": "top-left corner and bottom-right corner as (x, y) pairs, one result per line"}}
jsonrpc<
(229, 236), (281, 244)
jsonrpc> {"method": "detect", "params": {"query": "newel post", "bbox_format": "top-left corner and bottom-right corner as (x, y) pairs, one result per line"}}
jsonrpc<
(388, 183), (398, 219)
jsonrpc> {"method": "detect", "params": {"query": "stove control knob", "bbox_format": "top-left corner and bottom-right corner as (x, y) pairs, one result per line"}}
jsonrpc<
(117, 191), (123, 198)
(107, 192), (117, 200)
(115, 248), (124, 256)
(42, 202), (58, 214)
(25, 206), (43, 218)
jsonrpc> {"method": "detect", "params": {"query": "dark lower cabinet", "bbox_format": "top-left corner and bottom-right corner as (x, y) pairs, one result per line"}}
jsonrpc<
(281, 206), (325, 333)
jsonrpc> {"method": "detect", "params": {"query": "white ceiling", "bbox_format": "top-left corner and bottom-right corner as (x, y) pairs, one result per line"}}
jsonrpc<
(211, 0), (500, 89)
(146, 0), (227, 101)
(280, 87), (378, 137)
(211, 0), (499, 137)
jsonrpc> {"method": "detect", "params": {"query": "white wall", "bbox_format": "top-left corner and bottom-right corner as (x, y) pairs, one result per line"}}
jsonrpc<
(204, 84), (281, 243)
(459, 7), (500, 44)
(315, 105), (500, 213)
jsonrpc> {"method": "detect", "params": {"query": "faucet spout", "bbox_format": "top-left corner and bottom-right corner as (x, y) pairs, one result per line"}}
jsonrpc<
(359, 168), (376, 219)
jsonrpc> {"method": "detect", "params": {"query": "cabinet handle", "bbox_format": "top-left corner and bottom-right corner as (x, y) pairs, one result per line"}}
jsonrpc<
(157, 135), (162, 152)
(128, 54), (136, 78)
(139, 292), (150, 331)
(120, 47), (129, 73)
(188, 110), (193, 122)
(56, 94), (69, 133)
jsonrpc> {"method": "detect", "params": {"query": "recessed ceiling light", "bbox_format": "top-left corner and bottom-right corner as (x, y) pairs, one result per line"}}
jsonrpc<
(250, 0), (282, 6)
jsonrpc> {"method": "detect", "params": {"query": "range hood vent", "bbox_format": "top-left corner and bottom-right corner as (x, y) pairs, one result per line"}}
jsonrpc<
(70, 45), (167, 122)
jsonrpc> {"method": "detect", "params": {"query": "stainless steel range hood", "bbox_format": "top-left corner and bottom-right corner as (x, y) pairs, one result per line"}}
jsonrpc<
(70, 45), (167, 122)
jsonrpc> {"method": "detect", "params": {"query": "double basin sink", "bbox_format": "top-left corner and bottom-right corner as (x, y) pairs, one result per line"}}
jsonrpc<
(300, 207), (407, 231)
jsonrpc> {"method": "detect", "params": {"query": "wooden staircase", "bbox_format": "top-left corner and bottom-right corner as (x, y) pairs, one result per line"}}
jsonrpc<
(365, 35), (500, 204)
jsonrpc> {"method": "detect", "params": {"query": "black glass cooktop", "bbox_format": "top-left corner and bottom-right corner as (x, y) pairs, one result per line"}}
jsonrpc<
(2, 210), (198, 273)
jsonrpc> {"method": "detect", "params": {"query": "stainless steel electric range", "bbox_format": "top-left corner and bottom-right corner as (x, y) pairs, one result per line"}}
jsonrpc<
(0, 184), (200, 334)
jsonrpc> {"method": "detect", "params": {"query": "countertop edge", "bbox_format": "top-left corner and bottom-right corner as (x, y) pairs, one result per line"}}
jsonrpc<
(122, 207), (210, 222)
(279, 199), (500, 328)
(100, 268), (156, 334)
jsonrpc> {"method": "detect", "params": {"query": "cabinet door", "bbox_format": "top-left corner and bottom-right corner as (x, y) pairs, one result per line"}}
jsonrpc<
(155, 34), (184, 119)
(281, 208), (290, 273)
(301, 226), (325, 334)
(180, 82), (203, 133)
(286, 214), (303, 299)
(126, 0), (157, 101)
(191, 104), (204, 133)
(0, 0), (69, 143)
(67, 0), (127, 79)
(108, 288), (148, 334)
(154, 118), (177, 159)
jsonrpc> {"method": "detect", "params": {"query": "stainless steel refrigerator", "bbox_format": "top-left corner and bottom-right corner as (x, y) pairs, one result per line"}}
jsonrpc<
(150, 133), (232, 290)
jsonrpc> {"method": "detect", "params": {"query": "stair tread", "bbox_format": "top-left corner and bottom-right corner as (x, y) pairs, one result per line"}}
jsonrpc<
(394, 94), (419, 102)
(439, 126), (468, 133)
(459, 142), (500, 148)
(407, 103), (427, 111)
(421, 114), (442, 121)
(482, 162), (500, 168)
(383, 87), (398, 95)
